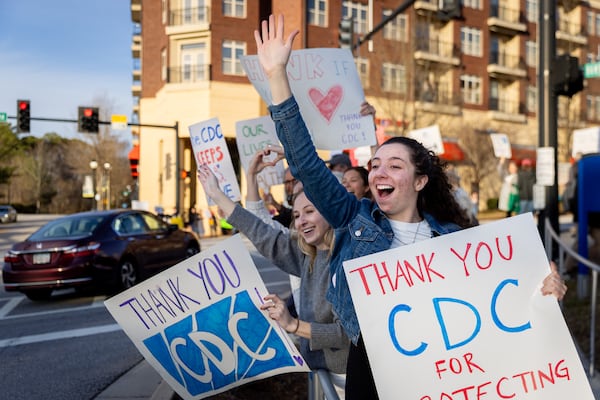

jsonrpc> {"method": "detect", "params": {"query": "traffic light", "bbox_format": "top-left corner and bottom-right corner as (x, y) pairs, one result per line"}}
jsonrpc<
(438, 0), (461, 20)
(552, 54), (584, 98)
(180, 170), (191, 179)
(129, 159), (139, 179)
(338, 18), (354, 49)
(78, 106), (99, 133)
(17, 100), (30, 133)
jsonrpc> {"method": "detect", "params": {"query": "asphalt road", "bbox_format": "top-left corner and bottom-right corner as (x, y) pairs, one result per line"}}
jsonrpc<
(0, 214), (291, 400)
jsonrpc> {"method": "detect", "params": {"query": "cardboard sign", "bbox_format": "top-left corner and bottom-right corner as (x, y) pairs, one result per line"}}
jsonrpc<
(409, 125), (445, 155)
(189, 118), (241, 202)
(241, 48), (376, 150)
(490, 133), (513, 158)
(572, 127), (600, 157)
(235, 116), (285, 193)
(105, 235), (309, 400)
(343, 214), (593, 400)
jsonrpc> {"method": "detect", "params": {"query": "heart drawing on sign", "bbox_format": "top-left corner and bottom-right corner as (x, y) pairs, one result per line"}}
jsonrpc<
(308, 85), (343, 123)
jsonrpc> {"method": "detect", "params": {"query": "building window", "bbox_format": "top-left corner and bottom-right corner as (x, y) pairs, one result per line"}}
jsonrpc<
(342, 1), (368, 34)
(223, 0), (245, 18)
(382, 9), (408, 42)
(460, 74), (482, 105)
(525, 41), (537, 67)
(162, 0), (167, 24)
(181, 43), (207, 82)
(526, 0), (537, 22)
(588, 11), (595, 36)
(184, 0), (208, 24)
(587, 95), (594, 120)
(527, 85), (537, 113)
(596, 14), (600, 36)
(355, 57), (369, 89)
(222, 40), (245, 75)
(161, 48), (167, 81)
(382, 63), (406, 94)
(595, 96), (600, 120)
(587, 52), (595, 64)
(308, 0), (327, 27)
(463, 0), (482, 9)
(461, 27), (482, 57)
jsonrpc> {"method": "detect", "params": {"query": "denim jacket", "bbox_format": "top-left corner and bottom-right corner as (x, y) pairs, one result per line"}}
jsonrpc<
(270, 96), (462, 344)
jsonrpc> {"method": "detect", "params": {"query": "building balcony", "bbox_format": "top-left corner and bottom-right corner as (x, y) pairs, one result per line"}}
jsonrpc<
(414, 38), (460, 66)
(166, 6), (210, 35)
(487, 52), (526, 79)
(131, 0), (141, 23)
(414, 0), (437, 15)
(415, 86), (461, 115)
(132, 81), (141, 97)
(488, 98), (526, 123)
(488, 4), (526, 35)
(132, 33), (141, 59)
(167, 65), (211, 84)
(556, 19), (587, 46)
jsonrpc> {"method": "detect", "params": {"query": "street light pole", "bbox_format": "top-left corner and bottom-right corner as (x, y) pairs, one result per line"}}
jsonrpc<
(89, 160), (98, 211)
(104, 162), (111, 210)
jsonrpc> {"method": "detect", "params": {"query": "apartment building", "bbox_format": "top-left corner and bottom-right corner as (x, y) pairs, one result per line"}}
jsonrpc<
(130, 0), (600, 218)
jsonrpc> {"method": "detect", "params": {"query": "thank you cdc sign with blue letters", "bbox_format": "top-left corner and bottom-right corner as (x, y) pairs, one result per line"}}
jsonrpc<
(343, 214), (593, 400)
(105, 235), (308, 400)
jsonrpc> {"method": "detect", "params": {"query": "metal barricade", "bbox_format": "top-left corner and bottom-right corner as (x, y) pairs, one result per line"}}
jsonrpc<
(544, 218), (600, 377)
(308, 369), (340, 400)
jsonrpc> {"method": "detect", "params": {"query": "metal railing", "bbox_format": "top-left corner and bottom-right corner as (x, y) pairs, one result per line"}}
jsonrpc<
(544, 218), (600, 377)
(309, 369), (340, 400)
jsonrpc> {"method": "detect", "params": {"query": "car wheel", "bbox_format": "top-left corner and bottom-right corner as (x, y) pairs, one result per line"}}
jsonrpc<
(24, 289), (53, 301)
(119, 259), (139, 289)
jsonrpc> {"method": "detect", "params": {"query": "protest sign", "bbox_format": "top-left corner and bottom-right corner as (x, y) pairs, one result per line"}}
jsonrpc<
(572, 126), (600, 157)
(189, 118), (241, 202)
(490, 133), (513, 158)
(409, 125), (445, 155)
(343, 214), (593, 399)
(242, 48), (376, 150)
(235, 116), (285, 193)
(105, 235), (309, 400)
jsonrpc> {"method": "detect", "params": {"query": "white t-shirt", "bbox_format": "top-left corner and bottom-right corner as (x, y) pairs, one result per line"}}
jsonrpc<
(389, 219), (432, 248)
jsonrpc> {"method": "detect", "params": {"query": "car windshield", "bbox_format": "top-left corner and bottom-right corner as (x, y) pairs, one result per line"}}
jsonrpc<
(29, 215), (106, 240)
(0, 207), (11, 212)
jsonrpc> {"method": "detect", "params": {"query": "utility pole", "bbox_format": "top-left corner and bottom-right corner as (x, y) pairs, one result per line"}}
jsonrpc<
(537, 2), (560, 246)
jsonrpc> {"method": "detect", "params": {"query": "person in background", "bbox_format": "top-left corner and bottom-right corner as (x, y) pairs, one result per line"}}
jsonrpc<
(197, 163), (349, 396)
(253, 14), (568, 398)
(342, 166), (372, 200)
(497, 157), (520, 217)
(517, 158), (536, 214)
(263, 167), (295, 228)
(327, 153), (352, 183)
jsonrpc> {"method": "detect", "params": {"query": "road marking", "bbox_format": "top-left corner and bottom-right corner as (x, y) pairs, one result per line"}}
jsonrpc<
(0, 297), (107, 321)
(0, 297), (23, 318)
(0, 323), (122, 348)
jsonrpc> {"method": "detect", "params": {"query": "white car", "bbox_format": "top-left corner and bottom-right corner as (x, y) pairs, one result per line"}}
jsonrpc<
(0, 205), (17, 223)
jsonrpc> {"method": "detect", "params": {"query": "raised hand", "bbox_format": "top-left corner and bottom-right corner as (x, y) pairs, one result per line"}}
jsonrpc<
(254, 14), (298, 78)
(541, 261), (567, 300)
(248, 145), (285, 177)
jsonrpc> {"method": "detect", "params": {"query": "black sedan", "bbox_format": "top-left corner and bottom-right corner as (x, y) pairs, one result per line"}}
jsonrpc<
(2, 209), (200, 301)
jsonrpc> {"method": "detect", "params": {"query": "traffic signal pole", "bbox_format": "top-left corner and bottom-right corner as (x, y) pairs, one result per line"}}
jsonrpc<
(5, 113), (181, 216)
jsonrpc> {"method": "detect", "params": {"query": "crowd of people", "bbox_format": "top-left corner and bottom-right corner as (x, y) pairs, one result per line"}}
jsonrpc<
(189, 14), (569, 399)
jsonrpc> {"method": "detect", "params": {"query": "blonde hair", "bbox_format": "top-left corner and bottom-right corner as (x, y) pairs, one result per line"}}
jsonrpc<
(291, 188), (335, 272)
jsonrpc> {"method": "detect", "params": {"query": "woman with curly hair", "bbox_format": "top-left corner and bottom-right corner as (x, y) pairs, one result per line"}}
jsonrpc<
(253, 14), (567, 399)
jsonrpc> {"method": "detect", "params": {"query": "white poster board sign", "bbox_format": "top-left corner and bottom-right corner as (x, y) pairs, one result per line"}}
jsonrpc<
(189, 118), (241, 202)
(343, 214), (593, 400)
(572, 127), (600, 157)
(536, 147), (554, 186)
(242, 48), (376, 150)
(105, 235), (309, 400)
(490, 133), (513, 158)
(235, 116), (285, 193)
(409, 125), (445, 155)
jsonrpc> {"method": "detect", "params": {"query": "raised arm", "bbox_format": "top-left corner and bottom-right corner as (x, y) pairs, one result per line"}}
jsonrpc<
(254, 14), (298, 105)
(197, 165), (236, 217)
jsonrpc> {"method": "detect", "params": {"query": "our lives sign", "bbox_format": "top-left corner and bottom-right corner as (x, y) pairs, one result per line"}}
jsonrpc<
(343, 214), (593, 399)
(105, 235), (309, 400)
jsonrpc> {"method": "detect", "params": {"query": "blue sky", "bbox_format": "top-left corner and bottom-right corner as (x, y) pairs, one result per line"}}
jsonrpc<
(0, 0), (134, 140)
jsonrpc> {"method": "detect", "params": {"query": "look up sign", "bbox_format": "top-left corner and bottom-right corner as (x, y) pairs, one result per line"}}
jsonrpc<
(105, 235), (308, 400)
(343, 214), (593, 399)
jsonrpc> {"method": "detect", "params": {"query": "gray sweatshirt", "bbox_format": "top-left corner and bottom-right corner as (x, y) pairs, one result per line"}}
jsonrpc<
(228, 204), (349, 373)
